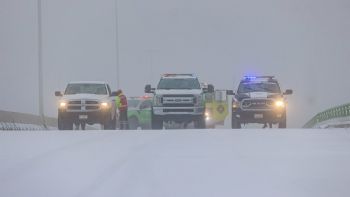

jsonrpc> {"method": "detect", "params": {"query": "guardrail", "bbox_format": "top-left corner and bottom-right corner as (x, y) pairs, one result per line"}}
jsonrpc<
(303, 103), (350, 128)
(0, 110), (57, 130)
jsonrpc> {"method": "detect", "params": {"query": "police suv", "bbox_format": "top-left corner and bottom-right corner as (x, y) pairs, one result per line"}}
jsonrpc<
(145, 74), (214, 129)
(231, 76), (293, 128)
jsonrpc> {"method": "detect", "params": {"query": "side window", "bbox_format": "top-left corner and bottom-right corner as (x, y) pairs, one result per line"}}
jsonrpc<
(204, 93), (214, 102)
(106, 84), (112, 95)
(215, 90), (227, 102)
(140, 100), (152, 109)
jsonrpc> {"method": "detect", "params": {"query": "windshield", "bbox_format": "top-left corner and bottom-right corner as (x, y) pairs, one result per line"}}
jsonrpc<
(238, 82), (281, 94)
(157, 78), (201, 90)
(65, 84), (107, 95)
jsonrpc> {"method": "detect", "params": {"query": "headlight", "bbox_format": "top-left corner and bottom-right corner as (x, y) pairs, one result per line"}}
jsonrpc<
(205, 111), (211, 121)
(195, 95), (203, 106)
(154, 95), (163, 106)
(59, 101), (67, 108)
(275, 100), (285, 108)
(100, 102), (110, 109)
(232, 101), (239, 109)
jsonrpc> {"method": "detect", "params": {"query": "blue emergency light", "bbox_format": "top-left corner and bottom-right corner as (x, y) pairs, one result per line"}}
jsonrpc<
(244, 76), (274, 80)
(244, 76), (257, 80)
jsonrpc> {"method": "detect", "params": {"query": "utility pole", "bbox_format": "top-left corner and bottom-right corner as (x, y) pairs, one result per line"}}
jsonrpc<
(114, 0), (120, 89)
(37, 0), (46, 129)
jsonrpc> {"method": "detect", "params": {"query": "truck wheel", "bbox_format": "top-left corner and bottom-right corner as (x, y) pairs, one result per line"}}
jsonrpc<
(278, 113), (287, 128)
(110, 115), (117, 130)
(58, 120), (73, 130)
(231, 115), (241, 129)
(194, 115), (206, 129)
(81, 122), (86, 130)
(102, 114), (116, 130)
(129, 117), (139, 130)
(58, 117), (64, 130)
(65, 122), (73, 130)
(58, 115), (73, 130)
(151, 114), (163, 130)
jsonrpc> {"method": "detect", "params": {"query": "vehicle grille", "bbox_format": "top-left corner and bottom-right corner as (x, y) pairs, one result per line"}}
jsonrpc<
(162, 94), (195, 97)
(241, 99), (273, 110)
(86, 101), (99, 104)
(86, 106), (99, 110)
(66, 100), (100, 111)
(68, 101), (81, 104)
(162, 95), (195, 106)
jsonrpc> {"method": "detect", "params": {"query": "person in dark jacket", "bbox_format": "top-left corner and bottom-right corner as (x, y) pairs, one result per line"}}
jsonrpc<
(115, 89), (129, 130)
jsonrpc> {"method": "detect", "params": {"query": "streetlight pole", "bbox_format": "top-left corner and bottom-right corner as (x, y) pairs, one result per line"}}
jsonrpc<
(114, 0), (120, 89)
(37, 0), (46, 128)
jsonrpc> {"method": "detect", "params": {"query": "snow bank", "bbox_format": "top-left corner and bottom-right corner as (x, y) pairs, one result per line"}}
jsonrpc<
(0, 129), (350, 197)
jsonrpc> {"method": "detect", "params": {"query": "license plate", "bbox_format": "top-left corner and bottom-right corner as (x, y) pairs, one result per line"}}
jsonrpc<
(79, 115), (88, 120)
(254, 114), (263, 119)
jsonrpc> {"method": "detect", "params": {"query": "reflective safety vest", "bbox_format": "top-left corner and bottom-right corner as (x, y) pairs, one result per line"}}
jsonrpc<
(116, 94), (128, 112)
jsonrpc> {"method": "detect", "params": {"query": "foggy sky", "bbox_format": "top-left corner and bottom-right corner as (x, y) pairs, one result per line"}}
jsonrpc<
(1, 0), (350, 127)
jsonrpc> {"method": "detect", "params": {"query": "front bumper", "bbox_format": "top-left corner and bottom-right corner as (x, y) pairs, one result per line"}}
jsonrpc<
(153, 106), (204, 115)
(233, 108), (285, 124)
(58, 109), (111, 124)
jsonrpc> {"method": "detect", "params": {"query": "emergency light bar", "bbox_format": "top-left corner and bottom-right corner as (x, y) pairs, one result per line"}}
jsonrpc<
(163, 74), (195, 77)
(243, 76), (275, 80)
(141, 95), (151, 99)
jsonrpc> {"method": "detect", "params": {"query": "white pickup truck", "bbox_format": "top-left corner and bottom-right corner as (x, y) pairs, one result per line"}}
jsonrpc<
(55, 81), (118, 130)
(145, 74), (214, 129)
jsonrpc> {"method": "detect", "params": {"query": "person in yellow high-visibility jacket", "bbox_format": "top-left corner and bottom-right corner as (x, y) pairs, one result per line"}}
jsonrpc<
(115, 89), (129, 130)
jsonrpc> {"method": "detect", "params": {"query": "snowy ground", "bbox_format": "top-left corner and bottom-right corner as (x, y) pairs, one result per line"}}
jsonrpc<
(1, 129), (350, 197)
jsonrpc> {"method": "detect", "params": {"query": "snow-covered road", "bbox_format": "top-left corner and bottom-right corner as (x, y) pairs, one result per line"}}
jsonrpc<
(1, 129), (350, 197)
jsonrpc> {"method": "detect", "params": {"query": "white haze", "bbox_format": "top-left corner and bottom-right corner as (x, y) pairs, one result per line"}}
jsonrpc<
(1, 0), (350, 127)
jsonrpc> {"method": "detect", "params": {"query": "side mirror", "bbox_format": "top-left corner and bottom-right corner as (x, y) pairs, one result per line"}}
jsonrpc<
(145, 84), (154, 93)
(226, 90), (235, 95)
(284, 89), (293, 95)
(111, 91), (118, 96)
(55, 91), (63, 97)
(207, 84), (214, 93)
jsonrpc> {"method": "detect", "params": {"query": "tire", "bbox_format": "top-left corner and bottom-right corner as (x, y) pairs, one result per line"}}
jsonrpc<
(151, 114), (163, 130)
(194, 115), (206, 129)
(58, 117), (64, 130)
(231, 114), (241, 129)
(102, 114), (116, 130)
(278, 112), (287, 128)
(207, 125), (215, 129)
(102, 122), (108, 130)
(110, 115), (117, 130)
(129, 117), (139, 130)
(58, 116), (73, 130)
(81, 122), (86, 130)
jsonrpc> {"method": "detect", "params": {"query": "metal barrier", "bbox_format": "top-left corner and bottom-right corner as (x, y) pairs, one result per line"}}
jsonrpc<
(0, 110), (57, 130)
(303, 103), (350, 128)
